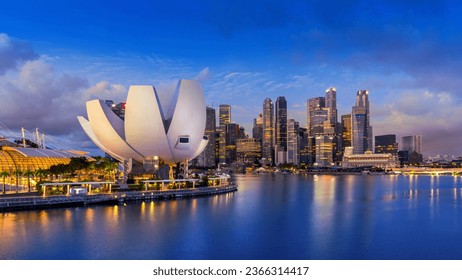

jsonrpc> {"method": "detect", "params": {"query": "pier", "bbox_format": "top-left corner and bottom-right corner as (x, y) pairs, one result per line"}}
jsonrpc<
(0, 184), (237, 211)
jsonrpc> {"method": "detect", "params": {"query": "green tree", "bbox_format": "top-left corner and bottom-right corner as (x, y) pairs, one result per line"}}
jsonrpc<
(0, 171), (9, 195)
(24, 170), (35, 193)
(14, 170), (22, 193)
(35, 168), (48, 181)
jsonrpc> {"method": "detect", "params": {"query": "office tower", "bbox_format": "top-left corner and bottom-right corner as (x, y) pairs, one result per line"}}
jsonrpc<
(219, 104), (231, 127)
(225, 123), (240, 164)
(196, 106), (216, 167)
(287, 119), (300, 164)
(325, 87), (337, 127)
(239, 127), (246, 139)
(237, 138), (262, 164)
(341, 114), (352, 148)
(262, 98), (274, 164)
(352, 90), (372, 154)
(252, 114), (263, 141)
(298, 127), (309, 165)
(375, 134), (398, 155)
(315, 135), (335, 165)
(402, 135), (422, 154)
(306, 88), (339, 166)
(218, 104), (231, 164)
(307, 97), (326, 136)
(275, 96), (288, 151)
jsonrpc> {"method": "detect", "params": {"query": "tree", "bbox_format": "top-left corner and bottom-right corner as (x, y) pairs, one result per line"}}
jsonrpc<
(35, 168), (48, 182)
(0, 171), (9, 195)
(24, 170), (35, 193)
(14, 170), (22, 193)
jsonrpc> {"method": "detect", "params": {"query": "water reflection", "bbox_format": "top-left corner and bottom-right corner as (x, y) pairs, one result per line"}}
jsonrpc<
(2, 174), (462, 259)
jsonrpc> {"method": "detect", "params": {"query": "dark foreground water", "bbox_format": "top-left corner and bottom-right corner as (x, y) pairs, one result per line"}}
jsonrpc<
(2, 174), (462, 260)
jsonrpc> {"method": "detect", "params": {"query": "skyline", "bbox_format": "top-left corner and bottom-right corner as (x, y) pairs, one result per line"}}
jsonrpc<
(1, 0), (462, 156)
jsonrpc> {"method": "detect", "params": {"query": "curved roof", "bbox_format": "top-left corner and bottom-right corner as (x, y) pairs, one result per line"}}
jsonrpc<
(0, 147), (91, 172)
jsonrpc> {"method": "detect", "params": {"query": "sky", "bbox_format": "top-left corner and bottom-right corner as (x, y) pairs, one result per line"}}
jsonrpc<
(0, 0), (462, 157)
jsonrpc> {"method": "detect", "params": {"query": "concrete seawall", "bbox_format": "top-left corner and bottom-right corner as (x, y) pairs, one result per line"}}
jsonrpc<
(0, 184), (238, 212)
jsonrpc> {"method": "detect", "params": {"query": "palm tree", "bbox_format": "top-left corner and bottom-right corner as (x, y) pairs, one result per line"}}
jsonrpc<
(14, 170), (22, 193)
(0, 171), (10, 195)
(35, 168), (47, 182)
(24, 170), (35, 193)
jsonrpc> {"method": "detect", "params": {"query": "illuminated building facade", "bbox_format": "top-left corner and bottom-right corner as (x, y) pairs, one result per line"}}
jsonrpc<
(262, 98), (274, 164)
(352, 90), (372, 154)
(287, 119), (300, 164)
(236, 138), (262, 164)
(342, 151), (399, 169)
(375, 134), (398, 155)
(275, 96), (287, 152)
(0, 146), (90, 173)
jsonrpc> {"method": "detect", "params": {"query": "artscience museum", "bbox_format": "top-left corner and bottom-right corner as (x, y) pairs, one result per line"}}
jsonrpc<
(78, 79), (208, 177)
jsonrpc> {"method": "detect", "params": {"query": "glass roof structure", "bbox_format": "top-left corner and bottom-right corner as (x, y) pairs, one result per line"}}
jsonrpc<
(0, 147), (90, 172)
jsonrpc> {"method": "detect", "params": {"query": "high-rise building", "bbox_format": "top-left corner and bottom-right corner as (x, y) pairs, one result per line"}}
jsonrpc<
(262, 98), (274, 164)
(306, 88), (339, 166)
(307, 97), (326, 137)
(375, 134), (398, 155)
(402, 135), (422, 154)
(219, 104), (231, 127)
(252, 114), (263, 141)
(236, 138), (262, 164)
(298, 127), (310, 165)
(275, 96), (288, 151)
(325, 87), (337, 127)
(225, 123), (240, 164)
(197, 106), (216, 167)
(352, 90), (372, 154)
(218, 104), (231, 165)
(341, 114), (352, 149)
(287, 119), (300, 164)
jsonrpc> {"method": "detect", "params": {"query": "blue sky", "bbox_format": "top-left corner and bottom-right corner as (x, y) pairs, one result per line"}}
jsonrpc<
(0, 0), (461, 156)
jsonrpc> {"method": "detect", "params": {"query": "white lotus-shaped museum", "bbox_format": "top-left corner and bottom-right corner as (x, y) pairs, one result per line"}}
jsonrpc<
(77, 79), (208, 166)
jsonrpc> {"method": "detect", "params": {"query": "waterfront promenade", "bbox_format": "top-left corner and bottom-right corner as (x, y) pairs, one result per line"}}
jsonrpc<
(0, 184), (237, 211)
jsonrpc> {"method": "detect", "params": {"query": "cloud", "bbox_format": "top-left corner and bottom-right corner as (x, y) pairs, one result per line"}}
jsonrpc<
(194, 67), (210, 82)
(0, 46), (128, 153)
(0, 33), (37, 75)
(373, 90), (462, 156)
(84, 81), (126, 102)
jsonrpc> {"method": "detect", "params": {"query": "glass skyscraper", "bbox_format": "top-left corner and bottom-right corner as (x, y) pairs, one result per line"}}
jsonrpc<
(352, 90), (372, 154)
(262, 98), (274, 164)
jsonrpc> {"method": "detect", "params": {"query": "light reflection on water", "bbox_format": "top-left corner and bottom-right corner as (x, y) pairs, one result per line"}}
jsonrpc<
(2, 174), (462, 259)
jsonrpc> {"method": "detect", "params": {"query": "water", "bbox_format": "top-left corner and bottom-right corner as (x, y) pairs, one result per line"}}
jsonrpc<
(2, 174), (462, 259)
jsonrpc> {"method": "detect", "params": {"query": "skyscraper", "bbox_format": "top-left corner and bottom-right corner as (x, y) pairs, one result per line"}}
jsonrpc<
(225, 123), (240, 164)
(252, 113), (263, 141)
(275, 96), (288, 151)
(287, 119), (300, 164)
(307, 97), (326, 137)
(352, 90), (372, 154)
(219, 104), (231, 127)
(341, 114), (352, 149)
(203, 107), (217, 167)
(325, 87), (337, 127)
(402, 135), (422, 154)
(375, 134), (398, 155)
(262, 98), (274, 164)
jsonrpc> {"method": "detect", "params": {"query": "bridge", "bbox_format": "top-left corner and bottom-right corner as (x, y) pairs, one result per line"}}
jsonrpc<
(394, 168), (462, 176)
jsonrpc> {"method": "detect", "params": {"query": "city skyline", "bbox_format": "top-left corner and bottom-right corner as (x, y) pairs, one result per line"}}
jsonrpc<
(0, 1), (461, 156)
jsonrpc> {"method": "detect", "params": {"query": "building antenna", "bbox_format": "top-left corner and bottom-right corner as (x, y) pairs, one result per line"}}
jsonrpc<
(21, 127), (26, 148)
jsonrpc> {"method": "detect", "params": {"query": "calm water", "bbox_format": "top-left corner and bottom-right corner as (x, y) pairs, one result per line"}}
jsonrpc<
(2, 174), (462, 260)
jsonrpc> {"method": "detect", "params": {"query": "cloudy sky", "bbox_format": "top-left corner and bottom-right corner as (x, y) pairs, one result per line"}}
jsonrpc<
(0, 0), (461, 156)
